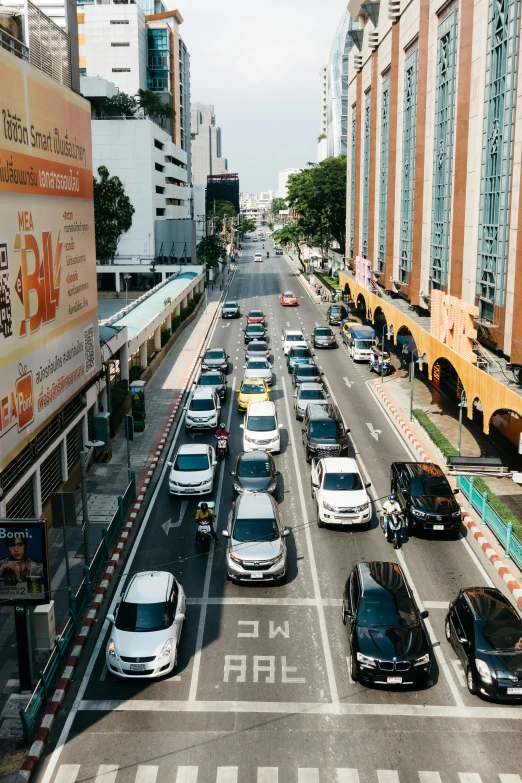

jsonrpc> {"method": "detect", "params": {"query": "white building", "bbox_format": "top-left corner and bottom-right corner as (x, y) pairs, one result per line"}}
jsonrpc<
(278, 168), (300, 200)
(190, 102), (228, 186)
(317, 65), (328, 162)
(318, 10), (353, 161)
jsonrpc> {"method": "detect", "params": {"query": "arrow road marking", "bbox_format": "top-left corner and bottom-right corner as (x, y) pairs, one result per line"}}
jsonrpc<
(162, 501), (189, 535)
(221, 323), (230, 328)
(366, 423), (382, 441)
(343, 377), (354, 389)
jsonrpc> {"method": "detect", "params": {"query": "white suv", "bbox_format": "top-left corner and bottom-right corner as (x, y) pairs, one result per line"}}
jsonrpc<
(241, 400), (281, 453)
(282, 329), (307, 355)
(184, 387), (221, 429)
(311, 457), (371, 527)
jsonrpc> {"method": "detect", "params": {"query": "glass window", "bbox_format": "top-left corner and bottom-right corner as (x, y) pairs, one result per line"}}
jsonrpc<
(116, 601), (172, 632)
(248, 361), (269, 369)
(323, 473), (363, 491)
(238, 458), (271, 478)
(233, 516), (279, 542)
(189, 398), (215, 411)
(299, 389), (327, 401)
(310, 420), (343, 439)
(198, 374), (221, 386)
(205, 350), (225, 360)
(173, 454), (210, 471)
(247, 415), (276, 431)
(241, 383), (265, 394)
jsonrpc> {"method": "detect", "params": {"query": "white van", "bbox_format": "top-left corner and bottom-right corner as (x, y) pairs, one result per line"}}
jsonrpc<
(184, 387), (221, 429)
(241, 400), (281, 453)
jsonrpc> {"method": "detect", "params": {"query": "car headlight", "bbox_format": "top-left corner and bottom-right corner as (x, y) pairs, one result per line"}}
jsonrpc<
(159, 638), (173, 659)
(230, 553), (243, 564)
(269, 436), (279, 443)
(323, 502), (337, 512)
(475, 658), (493, 684)
(266, 482), (277, 493)
(452, 510), (461, 518)
(245, 435), (255, 443)
(357, 503), (370, 512)
(269, 553), (284, 565)
(356, 652), (376, 667)
(413, 653), (430, 667)
(108, 639), (118, 659)
(411, 508), (426, 518)
(233, 483), (242, 493)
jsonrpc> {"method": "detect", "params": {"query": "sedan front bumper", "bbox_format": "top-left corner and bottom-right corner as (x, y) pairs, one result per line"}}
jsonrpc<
(107, 655), (175, 679)
(169, 479), (213, 495)
(354, 659), (430, 686)
(319, 508), (371, 525)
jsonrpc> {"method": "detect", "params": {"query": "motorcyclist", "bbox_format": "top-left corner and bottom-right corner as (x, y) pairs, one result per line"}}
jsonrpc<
(194, 502), (217, 542)
(382, 493), (402, 536)
(216, 422), (230, 456)
(266, 250), (270, 258)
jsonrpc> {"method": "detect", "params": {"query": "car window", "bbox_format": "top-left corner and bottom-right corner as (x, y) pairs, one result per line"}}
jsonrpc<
(174, 454), (210, 471)
(410, 476), (453, 497)
(238, 458), (271, 478)
(300, 389), (326, 400)
(206, 350), (225, 359)
(478, 607), (522, 652)
(249, 344), (266, 352)
(315, 328), (332, 337)
(292, 348), (310, 357)
(250, 311), (263, 317)
(310, 420), (343, 439)
(247, 415), (276, 431)
(232, 516), (279, 542)
(242, 383), (265, 394)
(350, 572), (360, 611)
(354, 340), (373, 350)
(116, 600), (173, 632)
(323, 473), (363, 491)
(199, 374), (221, 385)
(248, 361), (269, 369)
(190, 398), (215, 411)
(357, 590), (419, 628)
(297, 366), (319, 377)
(287, 334), (304, 341)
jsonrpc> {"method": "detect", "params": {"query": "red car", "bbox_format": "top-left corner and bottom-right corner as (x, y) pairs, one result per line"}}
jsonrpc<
(280, 291), (298, 306)
(246, 309), (266, 324)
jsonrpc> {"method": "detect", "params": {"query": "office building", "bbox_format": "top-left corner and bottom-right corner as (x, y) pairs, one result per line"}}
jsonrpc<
(318, 9), (353, 161)
(318, 66), (327, 162)
(207, 173), (240, 214)
(342, 0), (522, 457)
(191, 102), (228, 186)
(278, 169), (300, 200)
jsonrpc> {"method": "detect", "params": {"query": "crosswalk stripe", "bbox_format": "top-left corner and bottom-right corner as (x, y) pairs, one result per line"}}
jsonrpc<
(297, 771), (319, 783)
(174, 770), (198, 783)
(135, 767), (158, 783)
(54, 765), (80, 783)
(216, 769), (238, 783)
(95, 766), (119, 783)
(459, 776), (482, 783)
(257, 769), (278, 782)
(419, 774), (442, 783)
(499, 778), (522, 783)
(336, 770), (360, 783)
(377, 773), (400, 783)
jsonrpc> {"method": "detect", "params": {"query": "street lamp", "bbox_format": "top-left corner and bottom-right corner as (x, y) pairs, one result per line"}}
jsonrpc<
(458, 391), (468, 456)
(124, 274), (131, 306)
(381, 324), (394, 383)
(81, 439), (105, 566)
(409, 351), (425, 421)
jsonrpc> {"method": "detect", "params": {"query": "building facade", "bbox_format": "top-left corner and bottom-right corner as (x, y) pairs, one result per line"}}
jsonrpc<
(318, 65), (328, 161)
(278, 169), (301, 200)
(318, 9), (353, 162)
(190, 102), (228, 186)
(342, 0), (522, 453)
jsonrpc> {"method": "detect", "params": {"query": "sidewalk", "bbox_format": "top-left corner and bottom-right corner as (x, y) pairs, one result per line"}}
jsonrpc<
(0, 279), (224, 747)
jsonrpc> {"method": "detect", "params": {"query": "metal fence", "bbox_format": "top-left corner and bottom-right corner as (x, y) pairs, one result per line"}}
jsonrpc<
(20, 473), (136, 742)
(457, 475), (522, 570)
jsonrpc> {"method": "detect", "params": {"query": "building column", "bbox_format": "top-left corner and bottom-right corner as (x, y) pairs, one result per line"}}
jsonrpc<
(154, 326), (161, 351)
(34, 469), (42, 517)
(161, 271), (167, 283)
(120, 342), (129, 382)
(60, 437), (68, 483)
(115, 272), (121, 293)
(139, 341), (148, 369)
(367, 52), (378, 261)
(174, 303), (181, 317)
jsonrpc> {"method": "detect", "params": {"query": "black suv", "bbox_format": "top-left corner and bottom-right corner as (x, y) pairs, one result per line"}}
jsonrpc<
(326, 304), (347, 325)
(445, 587), (522, 701)
(302, 403), (349, 462)
(343, 561), (431, 687)
(391, 462), (461, 535)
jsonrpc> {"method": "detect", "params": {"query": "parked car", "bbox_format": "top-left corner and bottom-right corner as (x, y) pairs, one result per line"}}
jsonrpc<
(445, 586), (522, 701)
(221, 301), (240, 319)
(281, 329), (307, 355)
(230, 451), (279, 497)
(343, 561), (431, 686)
(244, 323), (266, 344)
(302, 403), (349, 462)
(345, 325), (376, 362)
(196, 371), (227, 401)
(311, 457), (371, 527)
(390, 462), (461, 535)
(106, 571), (185, 678)
(293, 382), (328, 420)
(168, 443), (217, 495)
(292, 363), (325, 388)
(312, 326), (337, 349)
(236, 378), (270, 412)
(246, 310), (266, 325)
(184, 387), (221, 430)
(275, 247), (283, 256)
(241, 400), (281, 453)
(287, 346), (315, 373)
(245, 340), (270, 361)
(222, 493), (289, 582)
(201, 347), (229, 373)
(280, 291), (298, 306)
(243, 359), (273, 386)
(326, 304), (348, 325)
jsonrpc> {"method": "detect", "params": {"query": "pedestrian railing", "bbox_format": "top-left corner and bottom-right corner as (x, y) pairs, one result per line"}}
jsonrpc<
(457, 475), (522, 570)
(20, 472), (136, 742)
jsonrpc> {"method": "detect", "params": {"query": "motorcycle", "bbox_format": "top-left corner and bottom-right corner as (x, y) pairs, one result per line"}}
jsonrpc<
(381, 510), (403, 549)
(216, 435), (228, 460)
(266, 251), (270, 258)
(194, 501), (216, 550)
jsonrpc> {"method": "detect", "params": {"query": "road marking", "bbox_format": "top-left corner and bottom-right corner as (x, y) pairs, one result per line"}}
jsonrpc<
(188, 376), (236, 703)
(377, 774), (400, 783)
(221, 323), (230, 328)
(258, 769), (278, 783)
(175, 769), (198, 783)
(281, 375), (339, 709)
(499, 777), (522, 783)
(418, 774), (442, 783)
(54, 765), (80, 783)
(99, 664), (107, 682)
(336, 772), (360, 783)
(95, 766), (118, 783)
(423, 601), (449, 609)
(186, 597), (342, 606)
(298, 771), (319, 783)
(162, 501), (189, 535)
(346, 656), (353, 685)
(366, 422), (382, 440)
(343, 377), (354, 389)
(459, 776), (482, 783)
(135, 767), (157, 783)
(216, 769), (238, 783)
(451, 659), (466, 688)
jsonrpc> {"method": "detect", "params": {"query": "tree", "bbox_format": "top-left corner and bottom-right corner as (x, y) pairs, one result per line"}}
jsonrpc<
(239, 217), (257, 234)
(197, 234), (225, 269)
(93, 166), (135, 264)
(270, 197), (287, 218)
(207, 200), (237, 222)
(136, 89), (175, 129)
(272, 224), (305, 269)
(103, 92), (137, 117)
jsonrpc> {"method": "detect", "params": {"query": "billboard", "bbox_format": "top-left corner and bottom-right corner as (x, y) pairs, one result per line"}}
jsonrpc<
(0, 48), (101, 472)
(0, 519), (50, 604)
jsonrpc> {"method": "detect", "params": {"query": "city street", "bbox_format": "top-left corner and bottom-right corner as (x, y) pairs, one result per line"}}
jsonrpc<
(35, 242), (522, 783)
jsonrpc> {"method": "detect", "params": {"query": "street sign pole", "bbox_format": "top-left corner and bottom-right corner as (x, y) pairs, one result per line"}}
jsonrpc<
(14, 604), (33, 692)
(80, 450), (90, 567)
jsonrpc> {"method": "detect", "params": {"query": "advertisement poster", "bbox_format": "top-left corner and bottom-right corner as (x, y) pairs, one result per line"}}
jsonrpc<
(0, 519), (50, 604)
(0, 48), (101, 472)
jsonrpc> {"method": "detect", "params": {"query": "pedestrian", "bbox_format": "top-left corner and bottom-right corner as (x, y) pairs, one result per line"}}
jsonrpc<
(401, 343), (410, 370)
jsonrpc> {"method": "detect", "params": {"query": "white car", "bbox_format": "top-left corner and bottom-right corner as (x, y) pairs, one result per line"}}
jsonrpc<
(293, 382), (329, 420)
(241, 400), (281, 453)
(184, 386), (221, 429)
(168, 443), (217, 495)
(282, 329), (307, 356)
(311, 457), (371, 527)
(254, 253), (263, 262)
(106, 571), (185, 678)
(243, 358), (273, 386)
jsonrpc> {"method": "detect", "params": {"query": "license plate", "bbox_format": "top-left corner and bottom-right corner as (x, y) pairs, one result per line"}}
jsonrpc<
(433, 524), (444, 530)
(130, 664), (146, 671)
(507, 687), (522, 695)
(250, 573), (263, 579)
(387, 676), (402, 684)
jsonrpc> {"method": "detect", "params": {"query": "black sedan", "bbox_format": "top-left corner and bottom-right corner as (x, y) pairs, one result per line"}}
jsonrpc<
(292, 363), (325, 388)
(312, 326), (337, 349)
(201, 348), (229, 373)
(244, 323), (266, 344)
(343, 561), (431, 686)
(445, 586), (522, 701)
(230, 451), (279, 498)
(196, 371), (227, 401)
(222, 301), (240, 319)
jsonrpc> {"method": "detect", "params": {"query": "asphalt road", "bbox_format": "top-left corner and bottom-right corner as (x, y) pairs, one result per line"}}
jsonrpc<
(35, 241), (522, 783)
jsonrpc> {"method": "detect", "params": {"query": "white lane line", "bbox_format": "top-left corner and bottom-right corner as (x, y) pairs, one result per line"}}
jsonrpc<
(135, 767), (158, 783)
(95, 766), (119, 783)
(451, 659), (466, 688)
(423, 601), (450, 609)
(418, 774), (442, 783)
(336, 772), (360, 783)
(186, 597), (342, 606)
(377, 773), (399, 783)
(499, 777), (522, 783)
(458, 776), (482, 783)
(99, 664), (107, 682)
(281, 375), (339, 709)
(216, 769), (238, 783)
(188, 375), (236, 703)
(346, 656), (353, 685)
(298, 771), (319, 783)
(175, 769), (198, 783)
(54, 765), (80, 783)
(258, 770), (278, 783)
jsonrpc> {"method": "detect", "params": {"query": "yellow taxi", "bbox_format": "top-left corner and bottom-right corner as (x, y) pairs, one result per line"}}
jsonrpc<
(341, 315), (363, 344)
(236, 378), (270, 412)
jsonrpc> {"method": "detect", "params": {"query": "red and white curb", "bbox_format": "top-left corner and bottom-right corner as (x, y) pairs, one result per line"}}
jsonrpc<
(372, 380), (522, 612)
(20, 292), (226, 778)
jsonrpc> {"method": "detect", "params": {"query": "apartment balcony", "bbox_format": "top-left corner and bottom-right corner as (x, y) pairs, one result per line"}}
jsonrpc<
(0, 27), (29, 62)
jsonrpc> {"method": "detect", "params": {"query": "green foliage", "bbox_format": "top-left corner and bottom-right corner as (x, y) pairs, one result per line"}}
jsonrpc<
(197, 234), (225, 269)
(317, 133), (326, 142)
(93, 166), (135, 264)
(270, 197), (287, 217)
(316, 272), (339, 289)
(111, 379), (129, 411)
(164, 297), (172, 307)
(240, 217), (257, 234)
(413, 409), (522, 541)
(129, 366), (143, 383)
(103, 92), (137, 117)
(272, 224), (305, 269)
(136, 89), (175, 128)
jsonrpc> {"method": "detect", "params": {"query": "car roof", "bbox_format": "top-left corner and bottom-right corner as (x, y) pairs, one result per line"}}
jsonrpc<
(357, 561), (408, 597)
(322, 457), (359, 473)
(283, 291), (295, 295)
(205, 347), (225, 353)
(247, 322), (264, 328)
(295, 363), (318, 371)
(463, 587), (517, 618)
(126, 571), (171, 603)
(223, 301), (238, 307)
(191, 386), (215, 398)
(403, 462), (445, 478)
(199, 370), (222, 377)
(177, 443), (209, 455)
(236, 492), (275, 518)
(307, 403), (340, 419)
(299, 382), (324, 391)
(246, 400), (275, 414)
(238, 450), (271, 462)
(247, 340), (268, 347)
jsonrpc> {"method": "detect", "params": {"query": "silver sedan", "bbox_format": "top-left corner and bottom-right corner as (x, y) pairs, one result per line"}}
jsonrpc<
(293, 382), (329, 420)
(245, 340), (270, 361)
(243, 359), (273, 386)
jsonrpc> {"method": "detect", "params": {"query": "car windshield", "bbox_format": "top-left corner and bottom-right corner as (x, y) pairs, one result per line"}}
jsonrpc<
(287, 334), (304, 342)
(242, 383), (265, 394)
(198, 375), (221, 386)
(238, 458), (271, 478)
(310, 420), (343, 439)
(300, 389), (326, 400)
(248, 361), (269, 369)
(224, 303), (237, 310)
(355, 340), (373, 350)
(249, 311), (263, 317)
(248, 325), (264, 332)
(475, 603), (522, 652)
(410, 477), (453, 497)
(323, 473), (363, 491)
(247, 415), (276, 431)
(292, 348), (311, 357)
(173, 454), (209, 471)
(283, 293), (294, 298)
(358, 592), (419, 628)
(190, 398), (215, 411)
(232, 516), (279, 542)
(116, 601), (172, 632)
(297, 367), (319, 377)
(249, 344), (267, 352)
(316, 329), (333, 337)
(205, 350), (224, 360)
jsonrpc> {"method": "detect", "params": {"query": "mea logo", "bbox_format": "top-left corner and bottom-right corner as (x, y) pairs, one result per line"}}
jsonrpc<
(0, 242), (13, 339)
(14, 212), (62, 338)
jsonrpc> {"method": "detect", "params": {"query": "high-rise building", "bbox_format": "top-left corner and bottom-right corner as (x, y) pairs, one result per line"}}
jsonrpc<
(318, 10), (353, 162)
(207, 174), (239, 214)
(190, 102), (228, 186)
(278, 169), (300, 200)
(317, 66), (327, 162)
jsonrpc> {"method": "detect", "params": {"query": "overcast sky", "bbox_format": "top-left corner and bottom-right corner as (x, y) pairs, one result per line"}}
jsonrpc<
(180, 1), (346, 194)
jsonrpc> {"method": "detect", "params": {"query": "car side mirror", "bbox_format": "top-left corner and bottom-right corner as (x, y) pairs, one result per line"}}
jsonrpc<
(174, 612), (185, 623)
(107, 613), (115, 624)
(302, 428), (306, 433)
(282, 527), (290, 537)
(312, 481), (319, 488)
(222, 529), (230, 537)
(346, 428), (351, 433)
(278, 424), (283, 429)
(230, 471), (236, 476)
(243, 365), (247, 369)
(276, 470), (281, 476)
(235, 389), (240, 393)
(420, 610), (429, 620)
(167, 462), (173, 468)
(240, 424), (245, 429)
(365, 482), (371, 489)
(453, 488), (460, 495)
(183, 406), (187, 411)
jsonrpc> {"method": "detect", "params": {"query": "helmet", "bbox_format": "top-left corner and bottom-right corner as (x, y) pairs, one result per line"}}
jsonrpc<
(220, 423), (226, 429)
(389, 494), (396, 502)
(201, 502), (208, 512)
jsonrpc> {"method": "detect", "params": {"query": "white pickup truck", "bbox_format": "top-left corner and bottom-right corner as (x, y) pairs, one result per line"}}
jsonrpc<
(311, 457), (371, 528)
